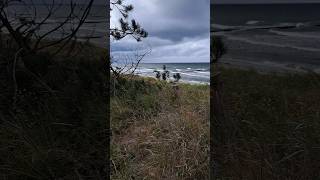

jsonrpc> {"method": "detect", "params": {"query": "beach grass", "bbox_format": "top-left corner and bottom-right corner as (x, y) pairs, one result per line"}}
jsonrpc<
(110, 75), (210, 179)
(214, 66), (320, 179)
(0, 38), (108, 179)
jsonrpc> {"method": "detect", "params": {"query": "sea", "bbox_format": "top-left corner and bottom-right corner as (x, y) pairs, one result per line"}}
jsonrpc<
(211, 3), (320, 73)
(134, 63), (210, 84)
(4, 4), (211, 84)
(4, 4), (107, 47)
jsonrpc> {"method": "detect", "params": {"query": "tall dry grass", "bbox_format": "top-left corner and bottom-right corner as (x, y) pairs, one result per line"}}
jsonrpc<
(213, 67), (320, 179)
(111, 76), (210, 179)
(0, 40), (108, 179)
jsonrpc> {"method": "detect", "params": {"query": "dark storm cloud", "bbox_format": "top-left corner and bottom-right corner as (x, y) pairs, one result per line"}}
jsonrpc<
(126, 0), (210, 42)
(111, 0), (210, 63)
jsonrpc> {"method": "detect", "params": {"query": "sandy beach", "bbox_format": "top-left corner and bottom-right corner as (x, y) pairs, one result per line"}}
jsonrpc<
(213, 26), (320, 74)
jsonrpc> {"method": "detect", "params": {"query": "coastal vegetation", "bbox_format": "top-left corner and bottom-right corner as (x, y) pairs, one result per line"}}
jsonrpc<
(0, 1), (108, 178)
(212, 36), (320, 179)
(110, 75), (210, 179)
(110, 1), (210, 178)
(0, 39), (108, 178)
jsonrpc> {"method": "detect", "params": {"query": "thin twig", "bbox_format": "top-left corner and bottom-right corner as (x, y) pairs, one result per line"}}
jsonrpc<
(12, 48), (23, 108)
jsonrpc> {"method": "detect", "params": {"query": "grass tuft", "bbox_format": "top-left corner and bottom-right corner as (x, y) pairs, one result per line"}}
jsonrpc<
(214, 67), (320, 179)
(111, 76), (210, 179)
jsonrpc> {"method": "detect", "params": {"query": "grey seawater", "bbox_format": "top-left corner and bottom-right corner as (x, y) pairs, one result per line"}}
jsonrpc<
(135, 63), (210, 84)
(5, 4), (107, 48)
(211, 3), (320, 73)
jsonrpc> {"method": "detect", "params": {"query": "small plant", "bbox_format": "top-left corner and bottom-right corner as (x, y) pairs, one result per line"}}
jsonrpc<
(154, 65), (170, 81)
(211, 36), (227, 63)
(173, 73), (181, 82)
(162, 65), (170, 80)
(154, 70), (161, 80)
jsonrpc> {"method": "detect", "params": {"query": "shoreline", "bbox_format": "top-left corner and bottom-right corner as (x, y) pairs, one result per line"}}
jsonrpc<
(118, 73), (210, 86)
(134, 72), (210, 85)
(211, 14), (320, 75)
(115, 62), (210, 85)
(219, 60), (319, 75)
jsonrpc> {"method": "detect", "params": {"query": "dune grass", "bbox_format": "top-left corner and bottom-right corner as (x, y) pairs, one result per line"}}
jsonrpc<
(213, 67), (320, 179)
(110, 76), (210, 179)
(0, 40), (108, 179)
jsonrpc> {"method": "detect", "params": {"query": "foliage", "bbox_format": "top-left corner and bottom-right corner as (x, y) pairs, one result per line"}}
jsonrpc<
(214, 67), (320, 179)
(211, 36), (226, 63)
(111, 76), (210, 179)
(154, 70), (161, 80)
(1, 1), (108, 178)
(110, 0), (149, 77)
(153, 65), (171, 81)
(0, 37), (108, 179)
(110, 0), (148, 41)
(173, 73), (181, 82)
(0, 0), (95, 56)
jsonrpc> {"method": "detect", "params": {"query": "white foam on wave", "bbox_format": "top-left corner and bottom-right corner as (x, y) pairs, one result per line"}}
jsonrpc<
(226, 35), (320, 52)
(296, 23), (305, 28)
(212, 21), (318, 34)
(211, 23), (241, 30)
(195, 68), (208, 71)
(277, 22), (296, 27)
(179, 72), (209, 79)
(222, 57), (318, 73)
(195, 71), (210, 75)
(246, 20), (261, 25)
(269, 29), (320, 39)
(314, 68), (320, 74)
(133, 73), (209, 84)
(136, 68), (157, 73)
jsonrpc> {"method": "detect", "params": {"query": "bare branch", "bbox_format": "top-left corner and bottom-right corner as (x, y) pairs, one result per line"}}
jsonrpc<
(0, 0), (95, 55)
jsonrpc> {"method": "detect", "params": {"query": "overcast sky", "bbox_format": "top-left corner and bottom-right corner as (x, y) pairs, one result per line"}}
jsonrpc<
(111, 0), (210, 63)
(211, 0), (320, 3)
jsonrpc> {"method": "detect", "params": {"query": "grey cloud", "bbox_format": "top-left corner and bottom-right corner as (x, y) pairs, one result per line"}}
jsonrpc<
(127, 0), (210, 42)
(111, 0), (210, 63)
